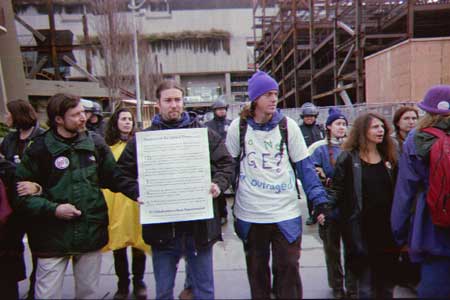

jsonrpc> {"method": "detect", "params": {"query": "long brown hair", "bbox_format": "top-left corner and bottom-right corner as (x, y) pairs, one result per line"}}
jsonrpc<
(343, 112), (397, 165)
(104, 108), (135, 146)
(325, 119), (347, 167)
(239, 102), (256, 120)
(416, 113), (450, 131)
(392, 106), (419, 150)
(392, 106), (419, 134)
(7, 99), (38, 130)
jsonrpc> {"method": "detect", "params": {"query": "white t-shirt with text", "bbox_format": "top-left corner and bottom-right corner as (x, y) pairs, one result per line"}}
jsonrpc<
(225, 116), (309, 223)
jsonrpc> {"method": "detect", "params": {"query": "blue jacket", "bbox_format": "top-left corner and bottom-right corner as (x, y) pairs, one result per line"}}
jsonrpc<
(391, 123), (450, 263)
(310, 140), (342, 179)
(310, 140), (342, 220)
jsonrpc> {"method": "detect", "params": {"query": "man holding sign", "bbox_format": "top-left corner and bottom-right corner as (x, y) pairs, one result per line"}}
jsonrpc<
(117, 79), (233, 300)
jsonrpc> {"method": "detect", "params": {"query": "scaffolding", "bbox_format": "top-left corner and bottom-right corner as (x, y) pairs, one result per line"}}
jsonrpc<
(253, 0), (450, 108)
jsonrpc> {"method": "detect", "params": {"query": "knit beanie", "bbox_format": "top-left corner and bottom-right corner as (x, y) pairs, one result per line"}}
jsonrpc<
(326, 107), (348, 126)
(248, 71), (279, 102)
(418, 85), (450, 115)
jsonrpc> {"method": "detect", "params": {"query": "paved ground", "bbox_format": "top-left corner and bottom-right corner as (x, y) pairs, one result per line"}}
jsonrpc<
(18, 197), (416, 299)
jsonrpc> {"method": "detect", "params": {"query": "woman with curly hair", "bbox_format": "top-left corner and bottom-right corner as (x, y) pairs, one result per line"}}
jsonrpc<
(328, 112), (399, 298)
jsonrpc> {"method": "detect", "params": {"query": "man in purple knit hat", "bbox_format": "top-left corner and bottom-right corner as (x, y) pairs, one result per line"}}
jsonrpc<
(225, 70), (330, 299)
(391, 85), (450, 298)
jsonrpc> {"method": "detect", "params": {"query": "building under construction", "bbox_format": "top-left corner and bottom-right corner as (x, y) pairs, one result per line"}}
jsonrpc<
(252, 0), (450, 108)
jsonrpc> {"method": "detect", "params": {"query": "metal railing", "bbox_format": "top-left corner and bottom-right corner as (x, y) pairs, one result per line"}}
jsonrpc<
(227, 102), (420, 125)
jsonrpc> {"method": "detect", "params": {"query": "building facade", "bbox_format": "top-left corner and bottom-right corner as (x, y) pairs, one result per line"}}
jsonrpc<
(14, 0), (262, 110)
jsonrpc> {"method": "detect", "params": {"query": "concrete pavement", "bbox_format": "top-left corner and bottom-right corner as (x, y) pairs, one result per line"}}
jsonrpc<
(18, 197), (416, 299)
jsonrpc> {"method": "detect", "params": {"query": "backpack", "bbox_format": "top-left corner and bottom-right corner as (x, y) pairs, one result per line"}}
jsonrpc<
(421, 127), (450, 227)
(234, 117), (301, 198)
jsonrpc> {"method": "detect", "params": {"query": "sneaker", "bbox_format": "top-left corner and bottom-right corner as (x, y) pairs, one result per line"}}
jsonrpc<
(113, 288), (129, 300)
(133, 282), (147, 300)
(305, 216), (317, 225)
(178, 287), (194, 300)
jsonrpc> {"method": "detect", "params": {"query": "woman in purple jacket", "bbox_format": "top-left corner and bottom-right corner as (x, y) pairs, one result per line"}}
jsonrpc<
(391, 85), (450, 298)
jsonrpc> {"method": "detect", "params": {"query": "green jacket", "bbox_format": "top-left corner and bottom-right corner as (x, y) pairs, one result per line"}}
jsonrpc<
(14, 130), (123, 257)
(414, 118), (450, 160)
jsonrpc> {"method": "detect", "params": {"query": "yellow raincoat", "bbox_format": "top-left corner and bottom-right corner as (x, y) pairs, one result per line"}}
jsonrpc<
(102, 141), (150, 253)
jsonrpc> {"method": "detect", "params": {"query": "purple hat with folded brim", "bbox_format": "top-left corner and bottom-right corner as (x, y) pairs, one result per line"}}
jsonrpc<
(248, 70), (279, 102)
(418, 85), (450, 115)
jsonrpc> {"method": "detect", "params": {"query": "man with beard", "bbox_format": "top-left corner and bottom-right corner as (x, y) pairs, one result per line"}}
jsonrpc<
(205, 98), (232, 225)
(116, 79), (233, 299)
(13, 93), (136, 299)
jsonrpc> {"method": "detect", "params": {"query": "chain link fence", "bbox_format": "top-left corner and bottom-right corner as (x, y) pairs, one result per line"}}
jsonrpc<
(228, 102), (421, 127)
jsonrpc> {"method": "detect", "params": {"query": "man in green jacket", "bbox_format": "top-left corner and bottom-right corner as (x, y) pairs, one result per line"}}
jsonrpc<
(13, 93), (135, 299)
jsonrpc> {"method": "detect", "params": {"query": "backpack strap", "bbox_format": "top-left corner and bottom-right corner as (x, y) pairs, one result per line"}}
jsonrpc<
(239, 118), (248, 162)
(422, 127), (447, 139)
(232, 118), (248, 192)
(279, 117), (302, 199)
(279, 116), (288, 157)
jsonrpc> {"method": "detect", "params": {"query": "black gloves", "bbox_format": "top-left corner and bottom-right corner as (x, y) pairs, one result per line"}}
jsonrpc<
(313, 202), (332, 227)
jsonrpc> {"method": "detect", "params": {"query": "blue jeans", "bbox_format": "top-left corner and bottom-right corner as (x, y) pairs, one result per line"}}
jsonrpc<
(152, 234), (214, 300)
(418, 256), (450, 298)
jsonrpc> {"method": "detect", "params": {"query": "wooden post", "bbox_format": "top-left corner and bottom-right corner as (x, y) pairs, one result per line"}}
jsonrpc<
(107, 7), (118, 109)
(47, 0), (60, 80)
(82, 5), (92, 74)
(408, 0), (415, 38)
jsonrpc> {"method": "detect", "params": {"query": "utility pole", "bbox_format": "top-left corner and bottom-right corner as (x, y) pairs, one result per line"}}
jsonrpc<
(128, 0), (146, 129)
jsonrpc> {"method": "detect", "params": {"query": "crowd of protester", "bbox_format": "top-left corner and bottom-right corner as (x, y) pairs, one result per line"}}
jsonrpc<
(0, 74), (449, 300)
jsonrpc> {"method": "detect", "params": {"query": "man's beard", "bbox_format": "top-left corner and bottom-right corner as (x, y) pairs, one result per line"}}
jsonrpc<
(166, 110), (182, 122)
(64, 124), (82, 134)
(215, 114), (226, 121)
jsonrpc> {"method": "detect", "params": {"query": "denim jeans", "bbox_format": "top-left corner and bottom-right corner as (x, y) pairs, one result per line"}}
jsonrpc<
(152, 233), (214, 300)
(418, 256), (450, 298)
